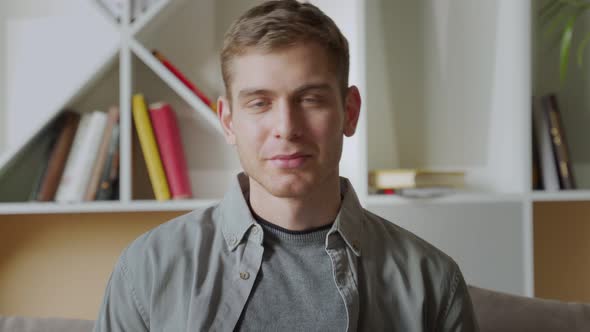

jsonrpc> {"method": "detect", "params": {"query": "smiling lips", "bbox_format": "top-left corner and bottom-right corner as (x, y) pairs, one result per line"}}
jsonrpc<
(269, 153), (311, 169)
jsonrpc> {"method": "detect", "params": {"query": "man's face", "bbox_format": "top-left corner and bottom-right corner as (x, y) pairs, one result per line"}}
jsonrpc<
(219, 43), (360, 198)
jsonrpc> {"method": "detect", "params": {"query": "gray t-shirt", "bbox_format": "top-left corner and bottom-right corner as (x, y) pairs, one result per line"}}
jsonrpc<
(236, 215), (347, 331)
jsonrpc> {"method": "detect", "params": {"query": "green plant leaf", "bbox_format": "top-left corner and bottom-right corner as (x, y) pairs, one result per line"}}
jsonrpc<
(544, 5), (571, 39)
(560, 15), (576, 82)
(576, 32), (590, 66)
(574, 5), (590, 66)
(540, 1), (566, 26)
(541, 2), (567, 29)
(539, 0), (563, 21)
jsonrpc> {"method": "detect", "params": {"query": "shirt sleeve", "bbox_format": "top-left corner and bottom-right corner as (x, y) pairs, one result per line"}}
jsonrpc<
(438, 264), (480, 332)
(93, 249), (149, 332)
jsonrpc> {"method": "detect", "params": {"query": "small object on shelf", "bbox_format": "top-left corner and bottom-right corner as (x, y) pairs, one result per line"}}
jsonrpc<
(152, 49), (217, 113)
(369, 169), (465, 190)
(374, 187), (457, 199)
(132, 93), (171, 201)
(149, 102), (193, 200)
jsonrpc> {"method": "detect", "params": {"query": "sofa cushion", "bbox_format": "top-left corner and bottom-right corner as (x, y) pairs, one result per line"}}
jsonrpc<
(0, 316), (94, 332)
(469, 285), (590, 332)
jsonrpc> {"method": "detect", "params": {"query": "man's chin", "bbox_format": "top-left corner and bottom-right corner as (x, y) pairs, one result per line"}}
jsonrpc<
(262, 175), (313, 198)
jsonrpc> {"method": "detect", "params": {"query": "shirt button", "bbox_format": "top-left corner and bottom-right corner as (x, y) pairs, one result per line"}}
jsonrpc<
(251, 227), (259, 235)
(240, 271), (250, 280)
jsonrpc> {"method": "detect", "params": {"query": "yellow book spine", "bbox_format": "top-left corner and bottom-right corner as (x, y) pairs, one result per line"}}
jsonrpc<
(132, 94), (171, 201)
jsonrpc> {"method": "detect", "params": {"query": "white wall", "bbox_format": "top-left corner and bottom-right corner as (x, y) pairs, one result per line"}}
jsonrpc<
(0, 0), (79, 155)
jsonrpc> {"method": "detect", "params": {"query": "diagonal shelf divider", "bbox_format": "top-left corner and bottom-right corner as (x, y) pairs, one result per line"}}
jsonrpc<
(0, 49), (120, 173)
(130, 0), (172, 36)
(128, 38), (223, 136)
(90, 0), (124, 31)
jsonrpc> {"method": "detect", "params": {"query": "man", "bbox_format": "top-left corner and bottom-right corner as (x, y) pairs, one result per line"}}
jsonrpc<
(94, 1), (479, 331)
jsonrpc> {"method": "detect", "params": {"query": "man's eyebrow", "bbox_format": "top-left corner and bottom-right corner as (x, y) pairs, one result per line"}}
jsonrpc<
(237, 89), (275, 99)
(293, 83), (332, 95)
(237, 83), (333, 99)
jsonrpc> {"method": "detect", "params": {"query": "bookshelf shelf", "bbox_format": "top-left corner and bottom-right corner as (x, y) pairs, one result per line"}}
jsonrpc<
(530, 190), (590, 202)
(366, 192), (524, 206)
(0, 199), (217, 215)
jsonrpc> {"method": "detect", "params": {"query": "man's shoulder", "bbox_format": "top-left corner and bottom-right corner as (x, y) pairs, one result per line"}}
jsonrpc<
(361, 208), (459, 273)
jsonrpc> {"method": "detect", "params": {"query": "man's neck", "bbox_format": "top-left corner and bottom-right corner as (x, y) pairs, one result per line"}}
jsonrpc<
(248, 176), (343, 232)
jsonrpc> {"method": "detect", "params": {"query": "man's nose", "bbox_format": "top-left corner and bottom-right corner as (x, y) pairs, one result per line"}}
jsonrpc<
(272, 100), (303, 140)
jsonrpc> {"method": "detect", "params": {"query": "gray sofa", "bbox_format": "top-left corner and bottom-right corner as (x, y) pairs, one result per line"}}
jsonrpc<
(2, 286), (590, 331)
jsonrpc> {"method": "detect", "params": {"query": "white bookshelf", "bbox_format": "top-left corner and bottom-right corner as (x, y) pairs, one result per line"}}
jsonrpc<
(0, 199), (217, 215)
(2, 0), (590, 303)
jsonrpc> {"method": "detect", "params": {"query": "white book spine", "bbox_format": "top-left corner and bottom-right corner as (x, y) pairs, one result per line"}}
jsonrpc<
(56, 111), (108, 202)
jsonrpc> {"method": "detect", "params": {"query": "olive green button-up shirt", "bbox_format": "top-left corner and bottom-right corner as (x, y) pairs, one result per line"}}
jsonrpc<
(93, 173), (478, 331)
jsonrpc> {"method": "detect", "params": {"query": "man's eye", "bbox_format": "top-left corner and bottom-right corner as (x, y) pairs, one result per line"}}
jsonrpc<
(301, 96), (322, 105)
(247, 99), (270, 109)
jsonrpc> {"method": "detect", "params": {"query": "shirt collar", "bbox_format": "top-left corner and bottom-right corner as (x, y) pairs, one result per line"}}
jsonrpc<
(219, 173), (259, 251)
(328, 177), (364, 256)
(219, 172), (364, 256)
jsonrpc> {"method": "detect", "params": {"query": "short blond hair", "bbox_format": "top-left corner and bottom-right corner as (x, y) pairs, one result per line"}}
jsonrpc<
(221, 0), (349, 99)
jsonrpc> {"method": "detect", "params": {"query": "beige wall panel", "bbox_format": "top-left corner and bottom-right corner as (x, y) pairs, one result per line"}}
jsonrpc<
(534, 201), (590, 303)
(0, 211), (187, 319)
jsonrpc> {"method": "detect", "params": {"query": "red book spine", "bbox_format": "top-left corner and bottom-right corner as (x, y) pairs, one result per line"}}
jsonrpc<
(149, 102), (193, 199)
(152, 50), (216, 112)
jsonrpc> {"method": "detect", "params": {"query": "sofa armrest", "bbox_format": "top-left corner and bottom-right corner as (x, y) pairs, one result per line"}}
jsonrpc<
(0, 316), (94, 332)
(469, 285), (590, 332)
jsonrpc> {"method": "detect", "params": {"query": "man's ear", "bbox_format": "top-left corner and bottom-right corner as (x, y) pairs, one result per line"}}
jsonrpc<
(218, 96), (236, 145)
(343, 85), (361, 137)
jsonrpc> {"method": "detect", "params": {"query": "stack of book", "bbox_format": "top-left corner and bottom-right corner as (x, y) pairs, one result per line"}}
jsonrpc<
(369, 169), (465, 198)
(132, 94), (193, 201)
(532, 93), (576, 191)
(0, 107), (121, 203)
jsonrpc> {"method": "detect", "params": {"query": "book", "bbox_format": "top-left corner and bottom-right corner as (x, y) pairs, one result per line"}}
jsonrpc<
(37, 111), (81, 201)
(532, 96), (559, 191)
(96, 123), (120, 201)
(29, 122), (60, 201)
(369, 169), (465, 190)
(149, 102), (193, 199)
(152, 49), (217, 112)
(132, 93), (171, 201)
(531, 109), (543, 191)
(374, 187), (457, 198)
(85, 106), (120, 201)
(541, 93), (576, 190)
(55, 111), (108, 203)
(0, 123), (59, 202)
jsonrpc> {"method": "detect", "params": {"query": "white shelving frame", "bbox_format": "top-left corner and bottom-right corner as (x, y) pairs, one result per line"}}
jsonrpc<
(3, 0), (586, 300)
(0, 0), (232, 213)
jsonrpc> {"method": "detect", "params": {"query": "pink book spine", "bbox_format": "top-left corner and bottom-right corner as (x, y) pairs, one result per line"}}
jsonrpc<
(149, 102), (193, 199)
